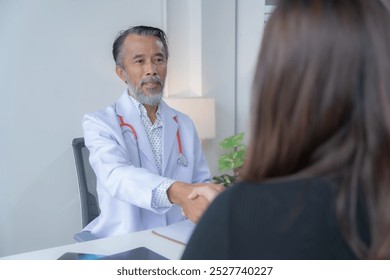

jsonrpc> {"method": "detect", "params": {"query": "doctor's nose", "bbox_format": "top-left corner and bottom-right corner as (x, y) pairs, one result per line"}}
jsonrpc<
(145, 62), (157, 76)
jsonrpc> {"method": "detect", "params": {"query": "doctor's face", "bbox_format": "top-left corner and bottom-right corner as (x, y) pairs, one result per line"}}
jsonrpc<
(116, 35), (167, 105)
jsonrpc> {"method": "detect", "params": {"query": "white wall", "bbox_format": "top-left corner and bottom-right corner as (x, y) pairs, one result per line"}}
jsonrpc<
(236, 0), (265, 136)
(200, 0), (237, 175)
(0, 0), (265, 257)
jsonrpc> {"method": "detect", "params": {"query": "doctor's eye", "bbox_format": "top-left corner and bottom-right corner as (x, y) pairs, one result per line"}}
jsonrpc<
(154, 57), (165, 64)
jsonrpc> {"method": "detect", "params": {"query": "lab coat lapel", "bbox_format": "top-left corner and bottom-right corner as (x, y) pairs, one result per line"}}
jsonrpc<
(161, 101), (178, 175)
(115, 92), (157, 171)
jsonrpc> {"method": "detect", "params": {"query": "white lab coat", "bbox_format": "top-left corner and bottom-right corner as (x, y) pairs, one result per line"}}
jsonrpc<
(82, 91), (211, 238)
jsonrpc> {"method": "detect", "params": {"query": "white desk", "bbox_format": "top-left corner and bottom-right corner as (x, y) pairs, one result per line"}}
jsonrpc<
(0, 229), (185, 260)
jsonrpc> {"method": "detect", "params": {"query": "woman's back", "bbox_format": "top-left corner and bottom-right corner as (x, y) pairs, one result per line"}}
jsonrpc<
(183, 177), (369, 259)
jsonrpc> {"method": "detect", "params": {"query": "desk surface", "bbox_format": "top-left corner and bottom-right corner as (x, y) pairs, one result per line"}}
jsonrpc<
(0, 229), (186, 260)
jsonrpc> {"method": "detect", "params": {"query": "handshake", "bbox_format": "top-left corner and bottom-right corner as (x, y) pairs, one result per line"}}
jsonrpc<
(167, 182), (225, 224)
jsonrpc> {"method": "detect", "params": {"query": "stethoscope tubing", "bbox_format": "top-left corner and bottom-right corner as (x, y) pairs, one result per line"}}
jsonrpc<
(117, 114), (187, 168)
(118, 115), (142, 167)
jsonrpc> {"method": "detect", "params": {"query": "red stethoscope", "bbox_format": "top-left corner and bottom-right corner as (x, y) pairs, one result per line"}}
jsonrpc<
(117, 115), (188, 167)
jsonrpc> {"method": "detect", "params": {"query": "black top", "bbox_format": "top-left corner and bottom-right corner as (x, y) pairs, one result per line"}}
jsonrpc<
(182, 177), (368, 259)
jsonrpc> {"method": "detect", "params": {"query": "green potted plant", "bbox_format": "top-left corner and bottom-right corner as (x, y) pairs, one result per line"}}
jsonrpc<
(212, 132), (246, 187)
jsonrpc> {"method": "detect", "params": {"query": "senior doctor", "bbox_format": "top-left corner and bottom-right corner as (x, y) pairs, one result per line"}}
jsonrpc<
(81, 26), (223, 239)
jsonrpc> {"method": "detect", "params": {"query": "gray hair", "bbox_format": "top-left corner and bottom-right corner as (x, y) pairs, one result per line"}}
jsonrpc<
(112, 25), (169, 67)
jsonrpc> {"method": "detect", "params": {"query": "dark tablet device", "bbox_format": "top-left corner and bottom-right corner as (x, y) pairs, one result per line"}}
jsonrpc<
(100, 246), (168, 260)
(57, 247), (168, 260)
(57, 252), (104, 260)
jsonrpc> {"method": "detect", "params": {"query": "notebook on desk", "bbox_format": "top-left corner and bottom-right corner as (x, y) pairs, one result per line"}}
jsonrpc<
(151, 219), (196, 245)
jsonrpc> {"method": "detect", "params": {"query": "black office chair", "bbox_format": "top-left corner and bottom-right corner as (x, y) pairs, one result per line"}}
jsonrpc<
(72, 137), (100, 242)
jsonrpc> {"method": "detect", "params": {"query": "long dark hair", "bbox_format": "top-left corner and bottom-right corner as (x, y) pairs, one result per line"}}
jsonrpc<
(241, 0), (390, 259)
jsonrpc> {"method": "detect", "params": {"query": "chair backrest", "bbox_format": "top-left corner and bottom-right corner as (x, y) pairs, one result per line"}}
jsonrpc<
(72, 137), (100, 228)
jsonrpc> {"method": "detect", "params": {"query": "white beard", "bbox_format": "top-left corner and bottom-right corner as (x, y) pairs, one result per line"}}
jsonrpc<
(127, 76), (164, 106)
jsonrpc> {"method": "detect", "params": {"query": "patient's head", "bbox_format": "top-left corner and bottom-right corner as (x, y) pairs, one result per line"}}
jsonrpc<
(243, 0), (390, 181)
(242, 0), (390, 259)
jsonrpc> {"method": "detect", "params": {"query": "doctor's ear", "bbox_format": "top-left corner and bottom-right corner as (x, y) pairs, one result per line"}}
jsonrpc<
(115, 65), (127, 83)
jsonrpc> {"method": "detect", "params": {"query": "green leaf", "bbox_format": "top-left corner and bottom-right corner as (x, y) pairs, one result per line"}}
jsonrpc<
(218, 155), (235, 171)
(218, 133), (247, 171)
(212, 174), (236, 187)
(219, 132), (244, 150)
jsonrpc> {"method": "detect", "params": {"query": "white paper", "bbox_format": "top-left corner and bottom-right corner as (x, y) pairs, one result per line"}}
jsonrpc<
(152, 219), (196, 245)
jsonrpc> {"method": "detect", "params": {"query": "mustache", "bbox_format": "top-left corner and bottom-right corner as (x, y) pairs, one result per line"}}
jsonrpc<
(140, 76), (163, 87)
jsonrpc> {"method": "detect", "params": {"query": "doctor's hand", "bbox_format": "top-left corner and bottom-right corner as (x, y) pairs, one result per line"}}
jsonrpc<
(188, 183), (224, 203)
(167, 182), (214, 223)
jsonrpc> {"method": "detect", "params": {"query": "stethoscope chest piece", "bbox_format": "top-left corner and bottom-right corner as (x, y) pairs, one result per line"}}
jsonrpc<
(177, 153), (188, 167)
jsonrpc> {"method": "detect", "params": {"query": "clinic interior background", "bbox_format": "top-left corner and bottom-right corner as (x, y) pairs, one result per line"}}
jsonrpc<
(0, 0), (268, 257)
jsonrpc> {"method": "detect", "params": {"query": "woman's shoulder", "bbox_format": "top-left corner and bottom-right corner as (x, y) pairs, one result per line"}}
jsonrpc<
(223, 176), (337, 204)
(232, 176), (334, 191)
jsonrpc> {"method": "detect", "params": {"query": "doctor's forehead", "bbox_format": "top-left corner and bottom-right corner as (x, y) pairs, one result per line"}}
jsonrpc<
(122, 35), (165, 57)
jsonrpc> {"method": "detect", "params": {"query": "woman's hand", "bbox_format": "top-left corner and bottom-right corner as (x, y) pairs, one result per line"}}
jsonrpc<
(188, 183), (225, 202)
